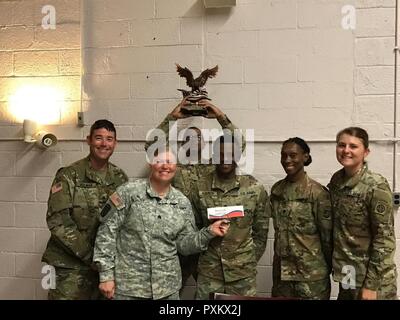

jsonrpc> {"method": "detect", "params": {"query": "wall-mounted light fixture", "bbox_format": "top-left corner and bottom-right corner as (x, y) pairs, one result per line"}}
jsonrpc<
(23, 119), (58, 148)
(203, 0), (236, 8)
(9, 85), (64, 124)
(8, 84), (64, 148)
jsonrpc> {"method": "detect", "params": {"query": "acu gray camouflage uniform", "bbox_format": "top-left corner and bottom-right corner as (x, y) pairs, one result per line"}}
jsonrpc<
(93, 179), (216, 300)
(190, 171), (270, 299)
(145, 113), (245, 286)
(42, 156), (128, 299)
(270, 173), (332, 299)
(328, 164), (397, 300)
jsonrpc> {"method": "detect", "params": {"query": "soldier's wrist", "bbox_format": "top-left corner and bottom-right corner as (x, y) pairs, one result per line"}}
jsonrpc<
(204, 225), (216, 239)
(99, 269), (115, 282)
(216, 114), (230, 126)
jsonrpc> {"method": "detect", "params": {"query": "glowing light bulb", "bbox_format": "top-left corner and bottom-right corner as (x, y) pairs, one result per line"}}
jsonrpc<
(9, 85), (65, 124)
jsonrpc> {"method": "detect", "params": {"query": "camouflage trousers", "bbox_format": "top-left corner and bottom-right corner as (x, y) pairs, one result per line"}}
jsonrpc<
(195, 274), (257, 300)
(114, 291), (180, 300)
(48, 267), (101, 300)
(337, 284), (398, 300)
(272, 277), (331, 300)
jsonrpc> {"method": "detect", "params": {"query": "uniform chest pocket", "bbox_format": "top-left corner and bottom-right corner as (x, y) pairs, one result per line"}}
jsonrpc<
(336, 194), (367, 226)
(199, 191), (220, 210)
(73, 186), (99, 209)
(235, 198), (256, 229)
(123, 203), (144, 232)
(162, 218), (183, 241)
(71, 186), (99, 230)
(289, 201), (316, 235)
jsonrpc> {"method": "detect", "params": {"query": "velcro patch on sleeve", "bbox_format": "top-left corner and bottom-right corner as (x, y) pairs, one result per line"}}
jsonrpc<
(100, 203), (112, 217)
(110, 192), (125, 210)
(374, 201), (387, 214)
(51, 182), (63, 194)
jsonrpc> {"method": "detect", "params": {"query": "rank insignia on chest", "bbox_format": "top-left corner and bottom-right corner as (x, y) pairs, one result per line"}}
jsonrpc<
(110, 192), (125, 210)
(51, 182), (63, 194)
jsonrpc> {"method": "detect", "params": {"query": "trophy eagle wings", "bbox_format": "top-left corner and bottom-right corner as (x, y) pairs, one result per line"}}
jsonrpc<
(176, 63), (218, 92)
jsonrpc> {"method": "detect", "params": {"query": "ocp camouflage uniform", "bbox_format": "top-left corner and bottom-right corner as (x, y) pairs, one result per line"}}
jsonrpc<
(270, 173), (332, 300)
(145, 113), (245, 288)
(190, 171), (270, 299)
(328, 164), (397, 300)
(41, 156), (128, 300)
(93, 179), (216, 300)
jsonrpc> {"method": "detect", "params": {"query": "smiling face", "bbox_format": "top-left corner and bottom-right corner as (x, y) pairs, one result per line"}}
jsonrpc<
(87, 128), (117, 164)
(336, 133), (369, 173)
(149, 150), (177, 185)
(280, 142), (308, 181)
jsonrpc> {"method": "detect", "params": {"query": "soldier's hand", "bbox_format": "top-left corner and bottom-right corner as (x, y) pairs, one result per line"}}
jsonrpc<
(360, 288), (377, 300)
(171, 98), (191, 119)
(99, 280), (115, 299)
(209, 219), (230, 237)
(198, 100), (224, 119)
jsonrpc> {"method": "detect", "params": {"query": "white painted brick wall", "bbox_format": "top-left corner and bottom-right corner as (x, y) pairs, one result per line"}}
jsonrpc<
(0, 52), (13, 77)
(1, 0), (399, 300)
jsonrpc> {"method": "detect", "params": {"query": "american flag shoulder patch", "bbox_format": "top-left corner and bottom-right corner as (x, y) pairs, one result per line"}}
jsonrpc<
(110, 192), (125, 210)
(51, 182), (63, 194)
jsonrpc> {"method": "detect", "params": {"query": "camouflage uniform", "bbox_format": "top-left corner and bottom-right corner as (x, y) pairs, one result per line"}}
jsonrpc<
(270, 173), (332, 300)
(93, 179), (216, 300)
(145, 113), (245, 288)
(190, 171), (270, 299)
(145, 113), (244, 197)
(42, 156), (128, 300)
(328, 164), (397, 300)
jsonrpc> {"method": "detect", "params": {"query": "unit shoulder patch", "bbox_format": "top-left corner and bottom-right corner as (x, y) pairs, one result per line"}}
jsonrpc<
(374, 201), (387, 214)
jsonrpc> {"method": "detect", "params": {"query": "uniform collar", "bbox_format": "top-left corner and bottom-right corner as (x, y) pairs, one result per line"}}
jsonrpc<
(272, 172), (310, 199)
(211, 171), (240, 193)
(146, 179), (178, 204)
(334, 163), (368, 189)
(84, 156), (115, 185)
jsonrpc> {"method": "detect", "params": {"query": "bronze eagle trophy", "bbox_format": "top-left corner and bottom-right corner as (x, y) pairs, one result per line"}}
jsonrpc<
(176, 63), (218, 116)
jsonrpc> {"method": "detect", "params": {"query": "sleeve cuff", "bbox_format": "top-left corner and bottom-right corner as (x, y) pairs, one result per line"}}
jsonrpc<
(99, 269), (115, 282)
(80, 248), (93, 265)
(363, 278), (380, 291)
(216, 114), (230, 127)
(203, 225), (216, 241)
(166, 114), (178, 121)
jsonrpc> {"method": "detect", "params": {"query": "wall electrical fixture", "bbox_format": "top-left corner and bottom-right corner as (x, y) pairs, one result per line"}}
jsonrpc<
(393, 192), (400, 207)
(203, 0), (236, 8)
(23, 119), (58, 148)
(9, 85), (64, 124)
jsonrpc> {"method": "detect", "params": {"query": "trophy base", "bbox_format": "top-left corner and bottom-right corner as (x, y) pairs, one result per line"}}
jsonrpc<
(181, 103), (208, 116)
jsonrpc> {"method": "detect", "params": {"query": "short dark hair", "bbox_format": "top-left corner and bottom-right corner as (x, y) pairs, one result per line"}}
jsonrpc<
(89, 120), (116, 138)
(283, 137), (312, 166)
(336, 127), (369, 149)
